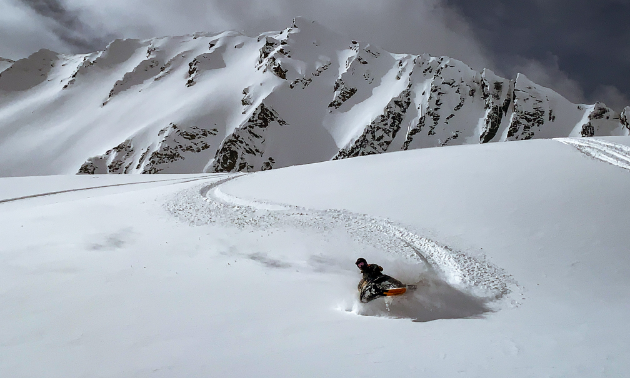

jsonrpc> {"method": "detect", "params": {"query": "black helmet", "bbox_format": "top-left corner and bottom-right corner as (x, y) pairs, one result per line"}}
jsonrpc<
(356, 258), (367, 269)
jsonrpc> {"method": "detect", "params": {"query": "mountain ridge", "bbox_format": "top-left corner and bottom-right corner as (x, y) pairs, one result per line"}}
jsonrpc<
(0, 17), (628, 176)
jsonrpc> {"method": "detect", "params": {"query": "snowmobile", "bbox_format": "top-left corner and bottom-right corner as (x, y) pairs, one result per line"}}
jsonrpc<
(358, 274), (417, 303)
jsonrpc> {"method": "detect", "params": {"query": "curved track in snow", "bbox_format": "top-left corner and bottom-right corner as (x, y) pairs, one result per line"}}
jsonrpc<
(166, 175), (517, 315)
(0, 175), (217, 205)
(556, 138), (630, 171)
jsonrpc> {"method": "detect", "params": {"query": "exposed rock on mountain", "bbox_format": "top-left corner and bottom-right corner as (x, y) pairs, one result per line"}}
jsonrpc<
(210, 103), (286, 172)
(0, 17), (628, 176)
(621, 107), (630, 132)
(335, 86), (412, 158)
(479, 70), (512, 144)
(78, 123), (218, 174)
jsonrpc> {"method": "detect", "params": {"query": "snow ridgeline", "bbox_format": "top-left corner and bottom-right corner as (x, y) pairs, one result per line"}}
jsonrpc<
(166, 175), (518, 316)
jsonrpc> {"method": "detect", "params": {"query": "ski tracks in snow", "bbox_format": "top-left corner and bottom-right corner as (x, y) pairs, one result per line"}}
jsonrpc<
(556, 138), (630, 171)
(166, 175), (518, 317)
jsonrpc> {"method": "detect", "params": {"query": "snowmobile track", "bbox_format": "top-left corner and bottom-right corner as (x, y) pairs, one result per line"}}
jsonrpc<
(0, 175), (218, 205)
(556, 138), (630, 171)
(166, 176), (517, 301)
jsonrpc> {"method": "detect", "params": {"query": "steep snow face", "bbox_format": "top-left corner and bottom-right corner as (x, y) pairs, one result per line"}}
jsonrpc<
(0, 18), (628, 176)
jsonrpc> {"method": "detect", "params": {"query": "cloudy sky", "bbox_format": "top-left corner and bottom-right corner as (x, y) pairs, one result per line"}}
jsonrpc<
(1, 0), (628, 109)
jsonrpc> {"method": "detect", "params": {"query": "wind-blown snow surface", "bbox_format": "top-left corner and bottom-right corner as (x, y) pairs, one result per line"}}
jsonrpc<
(2, 138), (630, 377)
(1, 18), (629, 177)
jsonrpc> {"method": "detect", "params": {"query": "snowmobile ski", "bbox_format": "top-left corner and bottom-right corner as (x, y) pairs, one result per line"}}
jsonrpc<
(358, 274), (414, 303)
(383, 287), (407, 296)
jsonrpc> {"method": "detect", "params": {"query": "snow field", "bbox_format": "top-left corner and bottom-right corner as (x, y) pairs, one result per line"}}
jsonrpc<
(0, 176), (365, 377)
(2, 137), (630, 376)
(220, 137), (630, 376)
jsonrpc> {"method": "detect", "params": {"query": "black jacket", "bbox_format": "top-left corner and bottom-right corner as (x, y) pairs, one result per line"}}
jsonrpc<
(360, 264), (383, 281)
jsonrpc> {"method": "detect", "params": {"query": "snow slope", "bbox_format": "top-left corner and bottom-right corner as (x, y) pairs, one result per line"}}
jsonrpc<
(2, 137), (630, 377)
(0, 58), (13, 73)
(0, 18), (628, 177)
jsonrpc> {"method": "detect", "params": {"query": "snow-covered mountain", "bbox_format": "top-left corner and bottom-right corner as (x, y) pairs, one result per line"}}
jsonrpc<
(0, 18), (628, 176)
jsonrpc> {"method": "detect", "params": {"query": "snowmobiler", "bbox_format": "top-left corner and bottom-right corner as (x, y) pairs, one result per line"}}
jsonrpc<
(355, 258), (415, 303)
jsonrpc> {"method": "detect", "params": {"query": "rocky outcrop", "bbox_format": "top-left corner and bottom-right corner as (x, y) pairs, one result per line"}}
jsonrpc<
(79, 123), (218, 174)
(185, 45), (227, 87)
(579, 102), (615, 137)
(403, 56), (484, 149)
(506, 75), (548, 141)
(621, 107), (630, 133)
(327, 42), (384, 112)
(328, 80), (357, 109)
(256, 35), (290, 80)
(78, 139), (136, 174)
(479, 70), (512, 143)
(142, 124), (217, 173)
(335, 87), (412, 158)
(210, 104), (286, 173)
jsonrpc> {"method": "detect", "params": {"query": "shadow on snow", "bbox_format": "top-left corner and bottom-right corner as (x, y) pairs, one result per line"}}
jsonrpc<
(348, 274), (491, 323)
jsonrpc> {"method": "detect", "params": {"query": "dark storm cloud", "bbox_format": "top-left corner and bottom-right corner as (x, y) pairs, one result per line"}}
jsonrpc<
(447, 0), (630, 108)
(17, 0), (113, 53)
(48, 0), (494, 69)
(2, 0), (628, 109)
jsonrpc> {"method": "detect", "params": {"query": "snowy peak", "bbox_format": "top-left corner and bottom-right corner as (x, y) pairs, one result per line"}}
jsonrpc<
(0, 19), (628, 176)
(507, 74), (626, 140)
(0, 49), (59, 91)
